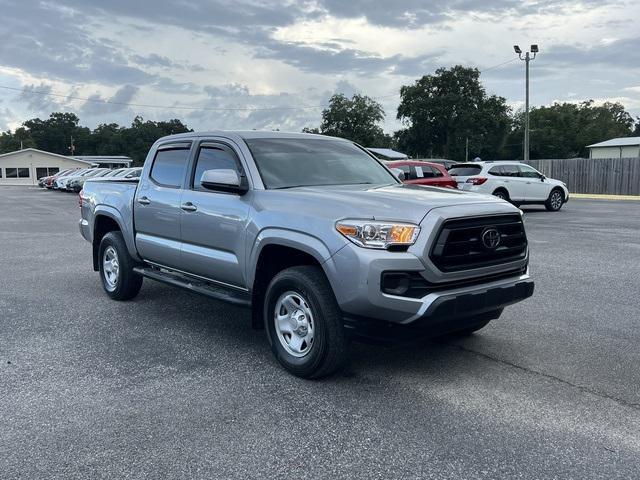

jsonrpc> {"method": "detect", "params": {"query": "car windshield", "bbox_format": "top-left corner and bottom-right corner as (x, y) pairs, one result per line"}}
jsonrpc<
(245, 137), (398, 189)
(448, 165), (482, 176)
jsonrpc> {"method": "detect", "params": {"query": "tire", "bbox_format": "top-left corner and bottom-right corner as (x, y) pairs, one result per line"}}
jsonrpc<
(492, 189), (509, 202)
(264, 265), (348, 379)
(98, 231), (143, 300)
(545, 189), (564, 211)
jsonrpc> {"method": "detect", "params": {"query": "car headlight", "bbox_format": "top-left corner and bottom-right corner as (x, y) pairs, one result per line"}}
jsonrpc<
(335, 220), (420, 249)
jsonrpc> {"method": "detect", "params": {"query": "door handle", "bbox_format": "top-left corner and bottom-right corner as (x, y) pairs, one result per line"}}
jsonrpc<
(181, 202), (197, 212)
(526, 182), (532, 185)
(137, 196), (150, 205)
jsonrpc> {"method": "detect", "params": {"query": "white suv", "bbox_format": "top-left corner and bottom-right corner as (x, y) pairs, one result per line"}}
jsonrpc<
(449, 162), (569, 211)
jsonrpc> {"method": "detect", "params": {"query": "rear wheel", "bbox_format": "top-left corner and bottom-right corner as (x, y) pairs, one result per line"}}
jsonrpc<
(545, 189), (564, 211)
(99, 231), (143, 300)
(492, 189), (509, 201)
(264, 266), (348, 378)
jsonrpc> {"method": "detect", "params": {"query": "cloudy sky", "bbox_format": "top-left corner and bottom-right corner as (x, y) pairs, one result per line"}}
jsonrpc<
(0, 0), (639, 134)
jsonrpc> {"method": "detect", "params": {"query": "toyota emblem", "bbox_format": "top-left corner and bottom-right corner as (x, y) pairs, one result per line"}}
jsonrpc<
(481, 227), (501, 250)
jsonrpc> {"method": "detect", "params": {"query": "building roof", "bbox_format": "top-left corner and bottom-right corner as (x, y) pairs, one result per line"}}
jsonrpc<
(366, 148), (408, 160)
(0, 148), (96, 165)
(586, 137), (640, 148)
(73, 155), (133, 164)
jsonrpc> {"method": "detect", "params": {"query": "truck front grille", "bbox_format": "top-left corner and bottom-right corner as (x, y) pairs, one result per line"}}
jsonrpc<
(430, 214), (527, 272)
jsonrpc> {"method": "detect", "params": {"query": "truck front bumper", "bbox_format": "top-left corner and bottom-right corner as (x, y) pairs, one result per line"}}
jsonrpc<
(340, 273), (534, 341)
(324, 222), (533, 342)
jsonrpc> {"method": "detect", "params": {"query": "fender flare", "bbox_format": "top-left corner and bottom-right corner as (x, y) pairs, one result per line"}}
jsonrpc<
(247, 228), (334, 289)
(93, 205), (141, 262)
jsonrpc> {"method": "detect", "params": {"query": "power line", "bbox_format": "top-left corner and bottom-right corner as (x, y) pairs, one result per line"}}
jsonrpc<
(0, 57), (518, 112)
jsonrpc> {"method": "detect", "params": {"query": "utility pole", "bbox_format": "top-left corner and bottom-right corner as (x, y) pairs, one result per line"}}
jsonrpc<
(514, 44), (538, 161)
(465, 137), (469, 162)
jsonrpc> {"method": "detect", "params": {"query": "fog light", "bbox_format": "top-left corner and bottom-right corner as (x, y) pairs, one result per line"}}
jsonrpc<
(381, 273), (410, 296)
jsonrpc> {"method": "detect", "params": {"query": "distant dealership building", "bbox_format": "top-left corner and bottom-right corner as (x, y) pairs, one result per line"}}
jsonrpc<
(587, 137), (640, 159)
(73, 155), (132, 169)
(0, 148), (94, 186)
(0, 149), (133, 186)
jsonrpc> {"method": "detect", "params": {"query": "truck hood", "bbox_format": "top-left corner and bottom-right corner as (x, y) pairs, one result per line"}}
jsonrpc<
(259, 183), (513, 224)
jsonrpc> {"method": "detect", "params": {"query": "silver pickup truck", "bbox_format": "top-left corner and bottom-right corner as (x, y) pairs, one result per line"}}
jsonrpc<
(79, 131), (534, 378)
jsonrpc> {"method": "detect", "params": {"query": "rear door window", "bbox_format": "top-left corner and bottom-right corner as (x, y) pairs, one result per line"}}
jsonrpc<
(448, 165), (482, 176)
(150, 146), (191, 188)
(501, 164), (520, 177)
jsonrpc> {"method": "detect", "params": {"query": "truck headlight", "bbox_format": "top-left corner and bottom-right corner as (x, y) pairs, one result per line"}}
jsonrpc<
(335, 220), (420, 249)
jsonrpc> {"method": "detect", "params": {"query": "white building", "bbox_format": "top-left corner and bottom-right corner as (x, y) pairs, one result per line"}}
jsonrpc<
(73, 155), (132, 169)
(587, 137), (640, 159)
(0, 148), (95, 186)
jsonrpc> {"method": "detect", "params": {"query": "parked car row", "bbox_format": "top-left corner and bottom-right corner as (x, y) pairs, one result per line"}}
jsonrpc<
(385, 159), (569, 212)
(39, 167), (142, 192)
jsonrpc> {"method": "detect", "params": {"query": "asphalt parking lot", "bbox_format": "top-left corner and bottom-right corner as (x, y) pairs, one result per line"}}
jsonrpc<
(1, 187), (639, 479)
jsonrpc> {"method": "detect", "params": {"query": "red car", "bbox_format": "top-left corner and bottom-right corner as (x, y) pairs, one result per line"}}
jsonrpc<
(386, 161), (458, 189)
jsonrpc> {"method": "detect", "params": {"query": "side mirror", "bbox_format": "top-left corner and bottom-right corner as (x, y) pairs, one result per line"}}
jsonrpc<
(200, 169), (248, 194)
(391, 168), (406, 181)
(539, 174), (546, 182)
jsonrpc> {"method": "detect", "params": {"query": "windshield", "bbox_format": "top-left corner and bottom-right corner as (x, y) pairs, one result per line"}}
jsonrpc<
(245, 138), (398, 189)
(448, 165), (482, 176)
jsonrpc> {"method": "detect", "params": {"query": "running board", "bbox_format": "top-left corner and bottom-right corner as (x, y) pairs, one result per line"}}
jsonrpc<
(133, 266), (251, 307)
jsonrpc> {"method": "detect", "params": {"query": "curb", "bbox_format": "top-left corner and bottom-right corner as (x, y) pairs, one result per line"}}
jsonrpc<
(571, 193), (640, 201)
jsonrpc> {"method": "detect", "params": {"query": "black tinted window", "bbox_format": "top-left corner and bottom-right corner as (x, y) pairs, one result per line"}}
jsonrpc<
(6, 168), (17, 178)
(193, 145), (239, 190)
(413, 165), (436, 178)
(518, 165), (541, 178)
(502, 165), (520, 177)
(246, 138), (397, 189)
(488, 166), (503, 176)
(150, 148), (190, 187)
(448, 165), (482, 176)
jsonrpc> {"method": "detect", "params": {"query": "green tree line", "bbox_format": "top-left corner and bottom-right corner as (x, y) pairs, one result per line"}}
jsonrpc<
(0, 112), (191, 165)
(306, 66), (638, 160)
(1, 66), (638, 162)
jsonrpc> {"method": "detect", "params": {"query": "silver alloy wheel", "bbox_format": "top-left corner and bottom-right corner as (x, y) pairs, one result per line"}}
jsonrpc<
(102, 246), (120, 292)
(550, 191), (563, 210)
(274, 291), (315, 358)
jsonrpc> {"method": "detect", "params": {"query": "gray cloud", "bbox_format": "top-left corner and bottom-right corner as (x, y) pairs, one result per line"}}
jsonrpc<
(19, 84), (64, 112)
(80, 84), (139, 115)
(317, 0), (622, 27)
(131, 53), (175, 68)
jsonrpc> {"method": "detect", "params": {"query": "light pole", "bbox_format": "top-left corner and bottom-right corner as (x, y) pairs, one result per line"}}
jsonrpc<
(514, 44), (538, 161)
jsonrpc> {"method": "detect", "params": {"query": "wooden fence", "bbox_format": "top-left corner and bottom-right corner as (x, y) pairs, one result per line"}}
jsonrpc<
(522, 157), (640, 195)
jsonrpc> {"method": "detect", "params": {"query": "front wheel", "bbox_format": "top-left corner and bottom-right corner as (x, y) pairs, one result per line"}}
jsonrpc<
(98, 231), (143, 300)
(264, 266), (348, 378)
(545, 189), (564, 211)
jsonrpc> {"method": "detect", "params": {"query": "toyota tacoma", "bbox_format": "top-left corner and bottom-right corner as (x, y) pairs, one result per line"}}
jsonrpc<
(79, 131), (534, 378)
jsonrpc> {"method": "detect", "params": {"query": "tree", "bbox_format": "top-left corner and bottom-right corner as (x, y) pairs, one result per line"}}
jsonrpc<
(506, 101), (636, 159)
(396, 66), (511, 160)
(0, 127), (36, 153)
(22, 112), (91, 155)
(122, 116), (191, 165)
(317, 94), (390, 146)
